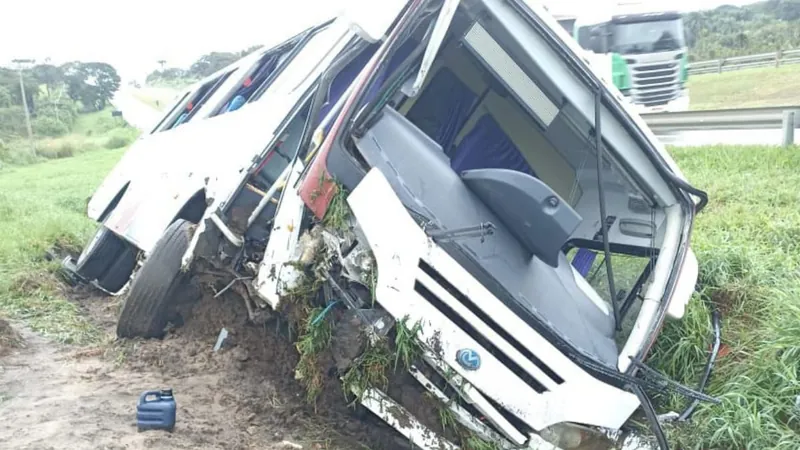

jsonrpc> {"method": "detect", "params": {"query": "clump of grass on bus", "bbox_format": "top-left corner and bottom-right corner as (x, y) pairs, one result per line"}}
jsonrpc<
(436, 401), (458, 432)
(341, 337), (394, 402)
(462, 435), (502, 450)
(321, 181), (350, 231)
(647, 145), (800, 450)
(394, 316), (424, 371)
(295, 305), (334, 405)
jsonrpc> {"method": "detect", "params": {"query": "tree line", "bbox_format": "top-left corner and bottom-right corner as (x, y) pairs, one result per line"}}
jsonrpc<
(145, 0), (800, 84)
(0, 61), (121, 139)
(685, 0), (800, 61)
(145, 45), (263, 87)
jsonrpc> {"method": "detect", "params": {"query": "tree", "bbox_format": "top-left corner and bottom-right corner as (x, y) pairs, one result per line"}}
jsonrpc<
(0, 67), (38, 112)
(157, 60), (166, 70)
(188, 52), (239, 78)
(31, 64), (64, 99)
(62, 62), (121, 111)
(238, 45), (264, 58)
(685, 0), (800, 61)
(0, 86), (12, 108)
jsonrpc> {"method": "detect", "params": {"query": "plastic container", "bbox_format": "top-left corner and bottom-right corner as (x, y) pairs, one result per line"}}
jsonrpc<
(136, 389), (176, 432)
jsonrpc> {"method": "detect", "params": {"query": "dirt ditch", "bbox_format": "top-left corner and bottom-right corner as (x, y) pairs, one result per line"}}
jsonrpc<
(0, 281), (413, 450)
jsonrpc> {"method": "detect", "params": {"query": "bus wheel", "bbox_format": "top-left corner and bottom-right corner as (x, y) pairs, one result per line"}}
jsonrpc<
(116, 220), (193, 338)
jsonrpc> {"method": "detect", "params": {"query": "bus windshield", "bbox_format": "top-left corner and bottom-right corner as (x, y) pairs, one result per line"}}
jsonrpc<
(610, 18), (685, 54)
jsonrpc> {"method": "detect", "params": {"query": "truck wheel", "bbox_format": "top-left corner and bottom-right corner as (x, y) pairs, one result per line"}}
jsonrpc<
(76, 226), (124, 281)
(116, 219), (193, 338)
(97, 246), (138, 293)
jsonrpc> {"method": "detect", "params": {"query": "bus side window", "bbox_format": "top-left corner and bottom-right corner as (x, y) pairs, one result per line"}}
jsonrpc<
(160, 71), (235, 131)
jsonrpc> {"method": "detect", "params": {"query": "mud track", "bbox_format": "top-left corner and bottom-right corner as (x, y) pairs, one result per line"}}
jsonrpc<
(0, 284), (411, 450)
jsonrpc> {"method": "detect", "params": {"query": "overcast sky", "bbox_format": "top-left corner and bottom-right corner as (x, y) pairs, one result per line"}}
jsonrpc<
(1, 0), (759, 82)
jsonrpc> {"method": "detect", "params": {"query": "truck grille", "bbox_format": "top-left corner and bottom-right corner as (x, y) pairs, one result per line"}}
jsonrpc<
(629, 60), (680, 107)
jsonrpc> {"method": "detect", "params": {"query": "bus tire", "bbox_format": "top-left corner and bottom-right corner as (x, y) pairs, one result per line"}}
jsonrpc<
(97, 246), (138, 293)
(116, 219), (193, 339)
(76, 226), (125, 281)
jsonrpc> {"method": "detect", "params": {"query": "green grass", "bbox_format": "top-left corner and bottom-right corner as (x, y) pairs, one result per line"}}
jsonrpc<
(0, 133), (798, 448)
(688, 64), (800, 110)
(0, 149), (124, 344)
(649, 144), (800, 449)
(0, 109), (138, 167)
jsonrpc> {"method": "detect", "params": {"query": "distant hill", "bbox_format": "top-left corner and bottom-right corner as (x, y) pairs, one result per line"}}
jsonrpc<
(686, 0), (800, 61)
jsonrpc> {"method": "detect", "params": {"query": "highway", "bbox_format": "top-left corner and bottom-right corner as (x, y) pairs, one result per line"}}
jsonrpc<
(110, 89), (163, 132)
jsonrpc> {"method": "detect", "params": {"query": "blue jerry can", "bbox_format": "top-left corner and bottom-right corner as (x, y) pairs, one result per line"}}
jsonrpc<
(136, 389), (176, 432)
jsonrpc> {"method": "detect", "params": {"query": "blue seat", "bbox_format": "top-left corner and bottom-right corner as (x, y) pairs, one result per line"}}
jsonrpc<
(226, 95), (246, 112)
(450, 114), (536, 177)
(405, 68), (477, 153)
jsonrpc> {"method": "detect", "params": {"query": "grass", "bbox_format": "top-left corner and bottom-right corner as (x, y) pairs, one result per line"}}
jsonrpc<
(394, 317), (424, 371)
(295, 306), (334, 404)
(688, 64), (800, 110)
(649, 144), (800, 449)
(341, 337), (393, 402)
(0, 131), (798, 449)
(0, 109), (138, 167)
(0, 149), (124, 344)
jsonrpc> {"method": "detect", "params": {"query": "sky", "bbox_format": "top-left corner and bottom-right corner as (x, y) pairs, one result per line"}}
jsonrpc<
(1, 0), (761, 83)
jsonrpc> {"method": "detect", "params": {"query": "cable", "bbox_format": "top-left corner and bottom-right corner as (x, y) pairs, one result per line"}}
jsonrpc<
(629, 383), (670, 450)
(594, 89), (621, 331)
(678, 307), (722, 421)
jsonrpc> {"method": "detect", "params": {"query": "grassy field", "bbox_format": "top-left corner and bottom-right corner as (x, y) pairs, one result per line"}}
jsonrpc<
(0, 149), (124, 344)
(652, 145), (800, 448)
(688, 64), (800, 110)
(0, 138), (798, 448)
(0, 109), (138, 166)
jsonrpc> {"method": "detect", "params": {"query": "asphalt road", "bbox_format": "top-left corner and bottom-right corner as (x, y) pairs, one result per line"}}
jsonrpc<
(110, 89), (163, 131)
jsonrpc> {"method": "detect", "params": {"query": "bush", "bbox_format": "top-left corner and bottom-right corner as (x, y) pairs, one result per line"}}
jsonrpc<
(103, 135), (131, 149)
(36, 101), (79, 128)
(32, 116), (70, 137)
(103, 128), (139, 149)
(0, 106), (27, 136)
(0, 139), (37, 165)
(37, 138), (99, 161)
(37, 141), (75, 159)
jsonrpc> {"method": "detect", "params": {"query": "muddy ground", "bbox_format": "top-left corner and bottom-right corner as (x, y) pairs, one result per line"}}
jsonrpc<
(0, 283), (412, 450)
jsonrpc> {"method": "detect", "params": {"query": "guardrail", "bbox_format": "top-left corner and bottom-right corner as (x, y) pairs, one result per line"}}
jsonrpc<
(641, 106), (799, 147)
(688, 49), (800, 75)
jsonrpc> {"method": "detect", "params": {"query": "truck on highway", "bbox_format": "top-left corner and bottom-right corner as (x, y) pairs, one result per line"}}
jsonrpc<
(72, 1), (714, 449)
(554, 2), (690, 114)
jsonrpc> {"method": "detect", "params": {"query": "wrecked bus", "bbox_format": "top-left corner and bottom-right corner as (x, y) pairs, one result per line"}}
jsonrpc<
(74, 0), (714, 449)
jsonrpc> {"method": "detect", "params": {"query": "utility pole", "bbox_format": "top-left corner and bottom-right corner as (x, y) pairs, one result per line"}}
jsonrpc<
(12, 58), (36, 157)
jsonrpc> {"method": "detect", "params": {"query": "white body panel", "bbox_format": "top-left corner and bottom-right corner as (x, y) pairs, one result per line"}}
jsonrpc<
(254, 160), (307, 308)
(360, 388), (459, 450)
(89, 21), (355, 252)
(347, 168), (641, 431)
